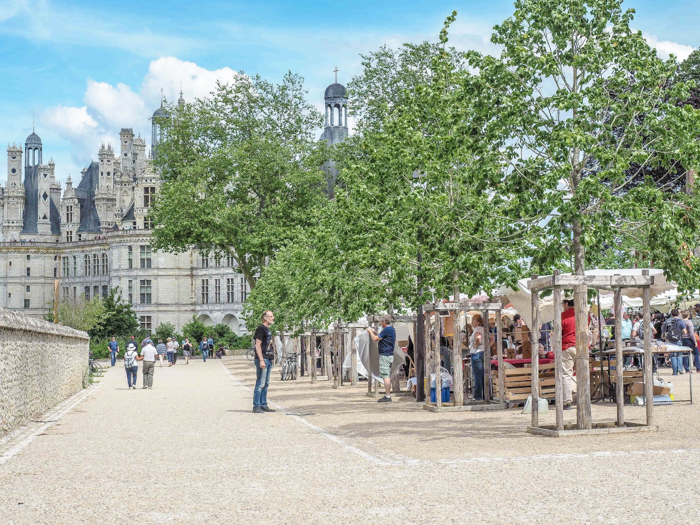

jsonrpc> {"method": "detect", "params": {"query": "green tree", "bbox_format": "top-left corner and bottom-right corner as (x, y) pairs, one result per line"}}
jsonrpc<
(181, 316), (209, 347)
(677, 49), (700, 108)
(150, 72), (330, 290)
(465, 0), (700, 288)
(153, 322), (179, 343)
(54, 296), (106, 333)
(89, 289), (139, 340)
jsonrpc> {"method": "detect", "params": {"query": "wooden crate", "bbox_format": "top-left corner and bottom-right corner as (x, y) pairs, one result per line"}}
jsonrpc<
(494, 362), (556, 403)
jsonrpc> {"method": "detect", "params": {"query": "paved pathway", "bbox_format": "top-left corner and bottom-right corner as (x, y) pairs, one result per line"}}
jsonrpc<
(1, 357), (700, 524)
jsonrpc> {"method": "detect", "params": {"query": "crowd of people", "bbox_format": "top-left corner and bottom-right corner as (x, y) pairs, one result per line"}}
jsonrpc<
(106, 333), (225, 389)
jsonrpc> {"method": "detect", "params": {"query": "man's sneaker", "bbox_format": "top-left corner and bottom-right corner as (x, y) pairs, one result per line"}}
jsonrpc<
(142, 386), (148, 389)
(252, 407), (264, 414)
(377, 396), (392, 403)
(563, 402), (573, 410)
(261, 406), (276, 412)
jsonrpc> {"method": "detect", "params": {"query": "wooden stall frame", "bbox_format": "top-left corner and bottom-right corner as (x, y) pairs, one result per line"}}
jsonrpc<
(525, 270), (659, 437)
(422, 301), (506, 412)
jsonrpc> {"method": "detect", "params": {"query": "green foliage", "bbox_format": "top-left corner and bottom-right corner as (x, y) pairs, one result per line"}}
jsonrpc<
(150, 72), (330, 290)
(55, 296), (106, 333)
(464, 0), (700, 289)
(153, 322), (180, 344)
(89, 288), (140, 341)
(181, 316), (209, 346)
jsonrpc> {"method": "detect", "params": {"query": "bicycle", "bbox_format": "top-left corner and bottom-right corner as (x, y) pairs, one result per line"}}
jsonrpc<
(280, 353), (298, 381)
(88, 352), (105, 375)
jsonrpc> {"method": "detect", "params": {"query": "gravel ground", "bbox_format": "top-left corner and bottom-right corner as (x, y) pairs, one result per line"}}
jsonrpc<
(1, 356), (699, 525)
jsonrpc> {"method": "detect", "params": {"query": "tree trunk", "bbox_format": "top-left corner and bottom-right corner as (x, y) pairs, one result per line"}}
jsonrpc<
(572, 218), (592, 429)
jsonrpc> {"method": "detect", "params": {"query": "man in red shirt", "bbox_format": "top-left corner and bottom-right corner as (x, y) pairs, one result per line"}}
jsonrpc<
(561, 299), (577, 410)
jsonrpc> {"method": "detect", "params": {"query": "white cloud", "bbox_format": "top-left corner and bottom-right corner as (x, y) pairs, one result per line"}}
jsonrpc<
(84, 80), (147, 129)
(140, 57), (240, 108)
(644, 33), (695, 61)
(40, 57), (241, 182)
(40, 105), (97, 139)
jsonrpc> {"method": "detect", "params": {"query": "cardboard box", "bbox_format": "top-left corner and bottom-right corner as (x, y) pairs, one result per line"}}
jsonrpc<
(514, 324), (530, 343)
(628, 382), (672, 397)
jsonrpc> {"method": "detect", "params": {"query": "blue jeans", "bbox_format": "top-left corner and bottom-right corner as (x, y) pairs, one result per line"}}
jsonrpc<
(254, 358), (273, 408)
(694, 347), (700, 372)
(682, 339), (694, 372)
(201, 349), (208, 362)
(471, 352), (484, 401)
(671, 353), (683, 374)
(167, 351), (174, 363)
(126, 366), (138, 387)
(110, 351), (117, 366)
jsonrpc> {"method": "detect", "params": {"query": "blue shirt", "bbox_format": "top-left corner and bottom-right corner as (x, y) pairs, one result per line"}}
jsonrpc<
(621, 319), (633, 340)
(108, 341), (118, 352)
(378, 325), (396, 356)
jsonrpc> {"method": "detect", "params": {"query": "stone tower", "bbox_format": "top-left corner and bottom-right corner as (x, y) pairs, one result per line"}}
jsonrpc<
(22, 131), (42, 235)
(2, 144), (24, 240)
(95, 143), (117, 232)
(320, 76), (348, 197)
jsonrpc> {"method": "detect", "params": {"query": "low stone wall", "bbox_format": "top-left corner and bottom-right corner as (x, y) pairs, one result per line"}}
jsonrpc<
(0, 308), (89, 435)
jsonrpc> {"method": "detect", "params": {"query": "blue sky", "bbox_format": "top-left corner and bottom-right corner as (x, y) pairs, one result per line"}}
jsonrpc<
(0, 0), (697, 184)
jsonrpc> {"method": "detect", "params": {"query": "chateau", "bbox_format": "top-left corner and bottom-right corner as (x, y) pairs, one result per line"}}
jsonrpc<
(0, 81), (348, 333)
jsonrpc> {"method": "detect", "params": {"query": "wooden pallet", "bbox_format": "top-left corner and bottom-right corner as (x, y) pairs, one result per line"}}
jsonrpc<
(494, 362), (557, 403)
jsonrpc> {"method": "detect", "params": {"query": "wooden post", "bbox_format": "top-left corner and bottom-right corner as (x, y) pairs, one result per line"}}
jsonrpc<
(453, 308), (464, 406)
(332, 326), (340, 389)
(416, 304), (426, 402)
(350, 327), (358, 385)
(435, 313), (443, 408)
(320, 334), (326, 376)
(310, 333), (317, 384)
(325, 334), (333, 382)
(531, 280), (541, 428)
(340, 326), (346, 387)
(483, 309), (491, 402)
(643, 273), (654, 426)
(575, 280), (592, 430)
(552, 280), (564, 431)
(614, 286), (624, 427)
(496, 308), (505, 407)
(368, 321), (373, 395)
(374, 320), (380, 394)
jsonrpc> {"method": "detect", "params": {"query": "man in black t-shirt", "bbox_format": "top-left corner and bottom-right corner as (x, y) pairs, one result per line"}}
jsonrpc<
(253, 310), (276, 413)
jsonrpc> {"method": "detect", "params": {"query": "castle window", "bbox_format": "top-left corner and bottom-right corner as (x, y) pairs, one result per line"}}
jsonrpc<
(128, 280), (133, 304)
(143, 187), (155, 208)
(24, 299), (30, 308)
(84, 255), (91, 276)
(144, 216), (153, 229)
(73, 256), (77, 276)
(11, 168), (16, 173)
(102, 254), (108, 274)
(93, 285), (99, 299)
(140, 280), (152, 304)
(140, 245), (152, 268)
(214, 279), (221, 303)
(226, 278), (235, 303)
(139, 315), (152, 331)
(54, 268), (57, 277)
(26, 267), (30, 277)
(27, 254), (30, 261)
(66, 230), (73, 242)
(93, 254), (99, 275)
(240, 277), (247, 302)
(62, 257), (69, 277)
(26, 285), (30, 293)
(66, 206), (73, 223)
(201, 279), (209, 304)
(84, 286), (90, 300)
(128, 246), (133, 269)
(201, 256), (209, 268)
(102, 285), (108, 299)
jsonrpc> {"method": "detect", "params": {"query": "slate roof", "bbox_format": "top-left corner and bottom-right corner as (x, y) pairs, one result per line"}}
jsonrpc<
(76, 162), (101, 233)
(122, 201), (135, 222)
(21, 166), (38, 234)
(324, 83), (346, 99)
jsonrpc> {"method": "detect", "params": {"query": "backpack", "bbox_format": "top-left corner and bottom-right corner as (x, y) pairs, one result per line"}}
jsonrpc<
(124, 350), (137, 368)
(665, 318), (684, 344)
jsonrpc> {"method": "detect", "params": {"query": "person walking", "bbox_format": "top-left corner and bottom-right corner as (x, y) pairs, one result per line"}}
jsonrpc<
(141, 334), (151, 348)
(140, 340), (158, 389)
(108, 336), (119, 367)
(166, 337), (175, 367)
(124, 339), (140, 389)
(207, 335), (214, 357)
(156, 339), (167, 367)
(561, 299), (577, 410)
(367, 315), (397, 403)
(182, 338), (192, 364)
(172, 338), (179, 364)
(253, 311), (276, 413)
(200, 337), (209, 362)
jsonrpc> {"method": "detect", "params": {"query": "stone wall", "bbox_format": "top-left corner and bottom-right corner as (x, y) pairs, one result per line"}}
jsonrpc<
(0, 308), (89, 435)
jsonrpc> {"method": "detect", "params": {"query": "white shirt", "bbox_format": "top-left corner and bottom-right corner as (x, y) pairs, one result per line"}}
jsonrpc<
(124, 349), (138, 368)
(469, 326), (485, 354)
(141, 343), (158, 362)
(632, 321), (641, 333)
